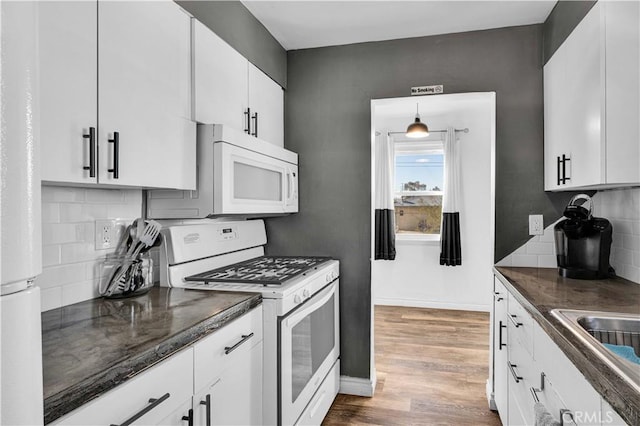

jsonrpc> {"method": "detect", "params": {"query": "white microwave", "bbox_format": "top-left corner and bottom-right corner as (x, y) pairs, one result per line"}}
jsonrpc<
(147, 124), (298, 218)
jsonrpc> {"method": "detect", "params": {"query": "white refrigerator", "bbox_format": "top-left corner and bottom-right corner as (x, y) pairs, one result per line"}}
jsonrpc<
(0, 1), (45, 425)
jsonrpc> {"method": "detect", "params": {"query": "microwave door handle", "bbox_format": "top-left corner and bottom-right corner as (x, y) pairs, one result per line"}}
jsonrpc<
(286, 168), (294, 206)
(291, 170), (297, 204)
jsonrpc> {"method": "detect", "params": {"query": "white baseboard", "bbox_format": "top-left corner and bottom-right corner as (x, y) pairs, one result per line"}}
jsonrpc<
(374, 297), (490, 312)
(339, 372), (376, 397)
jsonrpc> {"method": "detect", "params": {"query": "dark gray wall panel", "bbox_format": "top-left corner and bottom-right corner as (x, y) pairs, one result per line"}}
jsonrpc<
(177, 1), (287, 88)
(543, 0), (597, 63)
(266, 25), (564, 379)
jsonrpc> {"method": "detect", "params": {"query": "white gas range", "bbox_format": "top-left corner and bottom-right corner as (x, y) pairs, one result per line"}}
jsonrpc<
(159, 220), (340, 426)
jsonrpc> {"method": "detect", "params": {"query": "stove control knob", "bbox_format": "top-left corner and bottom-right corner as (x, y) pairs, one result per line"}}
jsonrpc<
(326, 273), (332, 283)
(303, 289), (310, 298)
(294, 294), (303, 304)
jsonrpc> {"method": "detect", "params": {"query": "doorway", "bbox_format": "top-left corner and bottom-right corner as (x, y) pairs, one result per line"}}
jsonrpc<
(369, 92), (496, 389)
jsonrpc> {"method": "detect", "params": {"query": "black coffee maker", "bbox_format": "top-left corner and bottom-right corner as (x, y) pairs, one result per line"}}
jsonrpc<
(554, 194), (615, 279)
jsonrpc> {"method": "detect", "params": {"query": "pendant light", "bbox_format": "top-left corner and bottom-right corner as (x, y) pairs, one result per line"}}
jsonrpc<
(405, 103), (429, 138)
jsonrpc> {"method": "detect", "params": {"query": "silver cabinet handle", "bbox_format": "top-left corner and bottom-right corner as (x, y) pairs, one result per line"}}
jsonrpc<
(507, 361), (523, 383)
(224, 332), (254, 355)
(110, 392), (170, 426)
(530, 387), (541, 403)
(509, 314), (523, 328)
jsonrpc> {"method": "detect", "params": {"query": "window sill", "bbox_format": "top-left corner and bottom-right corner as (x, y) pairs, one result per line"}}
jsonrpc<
(395, 235), (441, 246)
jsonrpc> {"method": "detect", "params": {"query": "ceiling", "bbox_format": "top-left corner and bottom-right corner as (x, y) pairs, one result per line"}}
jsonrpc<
(242, 1), (557, 50)
(373, 92), (494, 136)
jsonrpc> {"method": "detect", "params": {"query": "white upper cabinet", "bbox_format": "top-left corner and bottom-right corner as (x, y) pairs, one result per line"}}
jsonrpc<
(544, 1), (640, 191)
(39, 1), (98, 185)
(603, 1), (640, 185)
(194, 20), (249, 132)
(194, 20), (284, 147)
(38, 0), (196, 190)
(98, 1), (195, 189)
(248, 63), (284, 147)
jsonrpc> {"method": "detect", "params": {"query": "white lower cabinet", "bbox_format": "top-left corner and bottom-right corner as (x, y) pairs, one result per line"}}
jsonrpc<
(194, 341), (263, 426)
(192, 306), (263, 425)
(51, 306), (263, 426)
(533, 322), (602, 426)
(491, 274), (628, 425)
(52, 348), (194, 426)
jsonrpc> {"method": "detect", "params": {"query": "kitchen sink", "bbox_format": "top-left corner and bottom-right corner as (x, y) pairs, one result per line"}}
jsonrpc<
(550, 309), (640, 393)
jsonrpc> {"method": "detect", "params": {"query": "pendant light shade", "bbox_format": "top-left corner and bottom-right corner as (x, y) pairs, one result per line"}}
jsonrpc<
(405, 103), (429, 138)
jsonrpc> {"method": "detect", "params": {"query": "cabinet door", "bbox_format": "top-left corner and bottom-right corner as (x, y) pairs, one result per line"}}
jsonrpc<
(248, 63), (284, 147)
(38, 1), (98, 184)
(493, 278), (508, 424)
(209, 341), (263, 426)
(98, 0), (195, 189)
(194, 20), (249, 129)
(543, 47), (568, 191)
(564, 3), (604, 188)
(604, 0), (640, 185)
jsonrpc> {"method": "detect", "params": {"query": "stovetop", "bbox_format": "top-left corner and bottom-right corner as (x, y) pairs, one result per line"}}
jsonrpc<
(184, 256), (332, 286)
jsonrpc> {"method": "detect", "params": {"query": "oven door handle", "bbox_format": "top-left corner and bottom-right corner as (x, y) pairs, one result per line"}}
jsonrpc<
(284, 280), (337, 328)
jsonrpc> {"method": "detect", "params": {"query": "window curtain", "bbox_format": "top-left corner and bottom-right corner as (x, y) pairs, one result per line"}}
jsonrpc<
(374, 132), (396, 260)
(440, 127), (462, 266)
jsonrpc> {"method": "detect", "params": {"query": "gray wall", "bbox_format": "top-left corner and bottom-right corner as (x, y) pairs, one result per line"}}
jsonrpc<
(266, 24), (559, 380)
(544, 0), (597, 63)
(176, 1), (287, 88)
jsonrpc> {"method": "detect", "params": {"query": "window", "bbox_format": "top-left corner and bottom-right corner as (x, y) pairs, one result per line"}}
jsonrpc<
(394, 140), (444, 240)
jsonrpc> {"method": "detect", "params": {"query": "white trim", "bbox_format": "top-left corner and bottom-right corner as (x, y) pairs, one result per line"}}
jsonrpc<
(374, 297), (490, 312)
(395, 234), (440, 244)
(339, 371), (377, 397)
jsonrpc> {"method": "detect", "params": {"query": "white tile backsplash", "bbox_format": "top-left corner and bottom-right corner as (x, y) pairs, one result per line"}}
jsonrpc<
(496, 219), (560, 268)
(593, 188), (640, 284)
(36, 186), (143, 311)
(497, 188), (640, 285)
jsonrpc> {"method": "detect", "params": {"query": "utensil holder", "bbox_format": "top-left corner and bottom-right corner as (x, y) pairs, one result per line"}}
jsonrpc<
(99, 253), (153, 298)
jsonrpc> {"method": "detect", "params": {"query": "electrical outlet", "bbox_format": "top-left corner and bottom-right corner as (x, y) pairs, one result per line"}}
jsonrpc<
(95, 220), (125, 250)
(529, 214), (544, 236)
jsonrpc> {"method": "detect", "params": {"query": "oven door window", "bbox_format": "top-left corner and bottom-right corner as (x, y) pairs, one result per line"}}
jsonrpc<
(291, 293), (335, 402)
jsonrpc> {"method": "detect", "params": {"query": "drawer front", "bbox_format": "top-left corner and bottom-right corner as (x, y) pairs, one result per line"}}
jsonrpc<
(507, 294), (534, 356)
(54, 347), (193, 426)
(194, 305), (263, 392)
(296, 359), (340, 426)
(508, 333), (535, 426)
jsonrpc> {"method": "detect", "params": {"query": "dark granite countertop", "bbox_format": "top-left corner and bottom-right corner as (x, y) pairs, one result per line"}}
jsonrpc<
(494, 267), (640, 426)
(42, 286), (261, 424)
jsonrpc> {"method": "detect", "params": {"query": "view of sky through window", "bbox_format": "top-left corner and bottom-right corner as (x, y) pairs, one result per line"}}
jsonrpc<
(395, 153), (444, 192)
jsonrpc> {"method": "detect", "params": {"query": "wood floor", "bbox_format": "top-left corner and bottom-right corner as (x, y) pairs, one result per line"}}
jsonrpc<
(322, 306), (501, 425)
